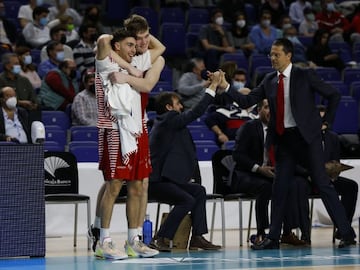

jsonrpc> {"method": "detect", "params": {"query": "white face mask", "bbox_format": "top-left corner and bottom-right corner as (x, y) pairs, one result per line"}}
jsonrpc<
(233, 81), (245, 89)
(5, 96), (17, 109)
(261, 19), (271, 27)
(24, 55), (32, 65)
(215, 16), (224, 26)
(236, 20), (246, 28)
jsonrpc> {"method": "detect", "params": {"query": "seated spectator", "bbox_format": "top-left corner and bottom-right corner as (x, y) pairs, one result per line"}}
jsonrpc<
(57, 14), (80, 46)
(260, 0), (287, 28)
(177, 57), (210, 111)
(73, 23), (98, 76)
(0, 86), (31, 143)
(315, 0), (350, 42)
(306, 29), (345, 71)
(0, 53), (39, 112)
(277, 15), (293, 38)
(48, 0), (82, 28)
(18, 0), (48, 29)
(22, 6), (60, 48)
(15, 46), (42, 90)
(148, 77), (222, 251)
(0, 1), (18, 52)
(38, 40), (65, 78)
(38, 58), (79, 111)
(82, 5), (106, 34)
(71, 70), (97, 126)
(249, 9), (278, 55)
(289, 0), (312, 25)
(40, 24), (73, 62)
(198, 8), (235, 71)
(229, 11), (255, 56)
(299, 7), (318, 37)
(205, 62), (255, 146)
(216, 0), (245, 23)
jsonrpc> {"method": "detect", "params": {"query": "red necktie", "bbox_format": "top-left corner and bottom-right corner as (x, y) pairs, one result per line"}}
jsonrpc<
(276, 73), (285, 135)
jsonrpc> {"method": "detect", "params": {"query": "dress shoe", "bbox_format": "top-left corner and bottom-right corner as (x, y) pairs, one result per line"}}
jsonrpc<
(251, 237), (279, 250)
(149, 237), (171, 252)
(281, 232), (307, 246)
(338, 238), (356, 248)
(334, 229), (341, 240)
(189, 236), (221, 250)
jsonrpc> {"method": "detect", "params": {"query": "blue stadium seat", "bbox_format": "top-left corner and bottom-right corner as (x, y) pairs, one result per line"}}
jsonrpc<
(44, 141), (64, 152)
(160, 23), (186, 58)
(351, 83), (360, 102)
(45, 129), (67, 149)
(187, 8), (209, 25)
(160, 65), (173, 84)
(297, 36), (313, 48)
(68, 141), (99, 162)
(196, 144), (219, 161)
(223, 140), (236, 150)
(250, 54), (271, 75)
(329, 41), (352, 63)
(343, 68), (360, 86)
(4, 1), (21, 18)
(30, 49), (41, 66)
(42, 111), (70, 132)
(130, 6), (159, 37)
(189, 126), (215, 141)
(70, 126), (98, 142)
(188, 23), (206, 33)
(244, 3), (257, 26)
(221, 52), (248, 71)
(253, 66), (274, 85)
(332, 97), (359, 134)
(315, 67), (341, 81)
(152, 81), (172, 94)
(325, 81), (349, 96)
(160, 7), (185, 24)
(185, 32), (199, 56)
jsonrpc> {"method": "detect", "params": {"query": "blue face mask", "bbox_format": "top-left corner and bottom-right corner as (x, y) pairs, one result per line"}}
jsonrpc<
(56, 51), (65, 62)
(24, 55), (32, 65)
(233, 81), (245, 89)
(12, 65), (21, 74)
(39, 17), (49, 26)
(326, 3), (336, 12)
(36, 0), (44, 6)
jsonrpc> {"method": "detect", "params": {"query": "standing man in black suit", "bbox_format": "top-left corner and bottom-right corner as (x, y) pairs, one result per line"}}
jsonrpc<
(220, 38), (356, 249)
(148, 72), (222, 251)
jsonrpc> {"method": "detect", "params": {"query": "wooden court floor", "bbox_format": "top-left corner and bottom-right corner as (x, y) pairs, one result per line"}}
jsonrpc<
(0, 227), (359, 270)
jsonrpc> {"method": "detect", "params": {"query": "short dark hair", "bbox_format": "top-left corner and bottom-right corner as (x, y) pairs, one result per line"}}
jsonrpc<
(50, 25), (67, 38)
(78, 23), (97, 39)
(33, 6), (49, 20)
(46, 41), (61, 56)
(110, 27), (136, 50)
(272, 38), (294, 55)
(154, 91), (181, 115)
(185, 57), (203, 72)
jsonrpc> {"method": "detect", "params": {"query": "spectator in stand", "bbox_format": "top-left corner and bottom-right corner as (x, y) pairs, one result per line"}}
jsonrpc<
(277, 15), (294, 38)
(346, 4), (360, 44)
(299, 7), (318, 37)
(82, 5), (105, 34)
(18, 0), (49, 29)
(229, 11), (255, 57)
(249, 9), (278, 55)
(0, 1), (18, 52)
(22, 6), (60, 48)
(48, 0), (82, 28)
(71, 70), (97, 126)
(306, 29), (345, 71)
(315, 0), (350, 42)
(15, 46), (42, 90)
(260, 0), (287, 28)
(38, 58), (79, 111)
(198, 8), (235, 71)
(40, 24), (73, 62)
(0, 53), (39, 112)
(58, 14), (80, 46)
(73, 23), (98, 76)
(289, 0), (312, 25)
(38, 40), (65, 78)
(216, 0), (245, 23)
(177, 57), (210, 111)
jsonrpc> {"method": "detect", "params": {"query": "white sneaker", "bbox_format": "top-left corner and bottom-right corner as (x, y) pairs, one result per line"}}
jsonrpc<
(95, 239), (128, 260)
(125, 240), (159, 258)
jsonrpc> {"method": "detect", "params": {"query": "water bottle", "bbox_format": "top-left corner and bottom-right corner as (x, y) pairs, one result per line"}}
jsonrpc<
(142, 214), (152, 245)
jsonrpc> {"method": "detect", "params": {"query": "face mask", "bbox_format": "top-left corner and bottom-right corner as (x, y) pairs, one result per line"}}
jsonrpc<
(36, 0), (44, 6)
(12, 65), (21, 74)
(39, 17), (49, 26)
(326, 3), (336, 12)
(24, 55), (32, 65)
(215, 16), (224, 26)
(306, 14), (315, 21)
(233, 81), (245, 89)
(287, 36), (300, 45)
(67, 24), (74, 32)
(282, 23), (292, 30)
(236, 20), (246, 28)
(56, 51), (65, 62)
(60, 35), (67, 44)
(6, 96), (17, 109)
(88, 84), (95, 94)
(261, 19), (271, 27)
(69, 69), (77, 79)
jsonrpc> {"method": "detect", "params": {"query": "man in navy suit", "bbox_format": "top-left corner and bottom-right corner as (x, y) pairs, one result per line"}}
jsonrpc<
(220, 38), (356, 249)
(148, 72), (222, 251)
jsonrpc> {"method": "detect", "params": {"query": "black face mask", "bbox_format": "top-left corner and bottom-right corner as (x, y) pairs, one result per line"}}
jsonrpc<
(88, 14), (99, 21)
(88, 84), (95, 94)
(69, 69), (77, 79)
(90, 33), (98, 43)
(60, 35), (67, 44)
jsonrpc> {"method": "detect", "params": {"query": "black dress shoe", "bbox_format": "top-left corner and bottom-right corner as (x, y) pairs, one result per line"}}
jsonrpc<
(251, 237), (279, 250)
(338, 238), (356, 248)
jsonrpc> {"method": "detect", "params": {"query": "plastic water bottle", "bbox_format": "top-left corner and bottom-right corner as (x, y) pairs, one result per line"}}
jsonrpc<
(142, 214), (152, 245)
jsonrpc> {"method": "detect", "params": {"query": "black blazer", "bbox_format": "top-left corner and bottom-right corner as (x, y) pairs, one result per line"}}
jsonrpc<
(227, 66), (340, 146)
(233, 119), (265, 172)
(0, 106), (31, 142)
(149, 92), (214, 184)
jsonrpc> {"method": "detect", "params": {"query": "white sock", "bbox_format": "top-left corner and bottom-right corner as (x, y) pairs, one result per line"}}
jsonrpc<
(100, 228), (110, 244)
(137, 227), (143, 238)
(94, 216), (101, 229)
(128, 228), (139, 244)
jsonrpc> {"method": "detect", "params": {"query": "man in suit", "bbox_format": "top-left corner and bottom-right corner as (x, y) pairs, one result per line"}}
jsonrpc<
(220, 38), (356, 249)
(148, 73), (222, 251)
(0, 86), (31, 143)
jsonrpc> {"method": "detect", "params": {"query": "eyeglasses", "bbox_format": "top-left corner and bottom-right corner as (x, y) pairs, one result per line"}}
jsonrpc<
(267, 53), (282, 59)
